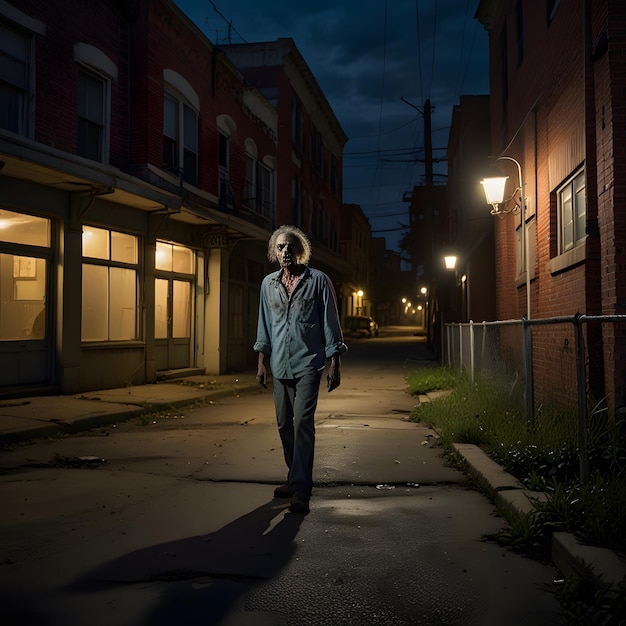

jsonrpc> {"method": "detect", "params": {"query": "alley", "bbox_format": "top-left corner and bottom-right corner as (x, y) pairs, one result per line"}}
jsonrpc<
(0, 330), (562, 625)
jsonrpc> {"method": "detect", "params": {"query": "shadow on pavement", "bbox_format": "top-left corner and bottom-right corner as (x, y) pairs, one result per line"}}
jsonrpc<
(70, 499), (305, 625)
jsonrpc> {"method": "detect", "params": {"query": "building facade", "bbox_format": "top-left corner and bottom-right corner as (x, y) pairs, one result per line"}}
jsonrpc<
(0, 0), (353, 396)
(476, 0), (626, 416)
(446, 95), (496, 324)
(221, 40), (352, 300)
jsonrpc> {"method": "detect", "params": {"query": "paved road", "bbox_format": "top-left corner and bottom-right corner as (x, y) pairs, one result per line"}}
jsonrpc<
(0, 331), (562, 625)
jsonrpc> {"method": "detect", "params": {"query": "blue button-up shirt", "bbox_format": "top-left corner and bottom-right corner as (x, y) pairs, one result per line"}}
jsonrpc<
(254, 266), (347, 379)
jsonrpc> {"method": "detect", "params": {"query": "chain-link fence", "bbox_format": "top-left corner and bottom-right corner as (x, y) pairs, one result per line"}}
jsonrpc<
(444, 315), (626, 481)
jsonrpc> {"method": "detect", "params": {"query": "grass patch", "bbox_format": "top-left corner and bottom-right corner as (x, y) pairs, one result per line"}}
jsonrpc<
(406, 366), (464, 395)
(407, 366), (626, 555)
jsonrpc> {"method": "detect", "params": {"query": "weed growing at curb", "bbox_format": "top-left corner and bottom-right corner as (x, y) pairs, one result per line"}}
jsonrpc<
(407, 365), (626, 621)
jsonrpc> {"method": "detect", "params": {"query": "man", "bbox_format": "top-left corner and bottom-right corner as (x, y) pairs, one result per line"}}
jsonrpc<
(254, 225), (347, 514)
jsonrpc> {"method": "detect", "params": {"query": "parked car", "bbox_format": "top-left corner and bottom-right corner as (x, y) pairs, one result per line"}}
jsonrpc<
(344, 315), (379, 338)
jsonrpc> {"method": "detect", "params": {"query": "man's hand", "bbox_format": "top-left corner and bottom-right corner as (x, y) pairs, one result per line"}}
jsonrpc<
(327, 356), (341, 392)
(256, 353), (267, 388)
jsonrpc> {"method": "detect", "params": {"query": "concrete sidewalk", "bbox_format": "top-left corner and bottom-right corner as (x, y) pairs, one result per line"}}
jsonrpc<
(0, 372), (259, 447)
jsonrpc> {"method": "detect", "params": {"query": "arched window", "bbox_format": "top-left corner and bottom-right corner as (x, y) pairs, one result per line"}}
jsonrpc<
(73, 43), (117, 162)
(163, 70), (199, 186)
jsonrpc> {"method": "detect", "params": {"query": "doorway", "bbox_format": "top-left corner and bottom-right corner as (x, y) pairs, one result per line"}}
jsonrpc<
(0, 210), (52, 388)
(154, 241), (195, 371)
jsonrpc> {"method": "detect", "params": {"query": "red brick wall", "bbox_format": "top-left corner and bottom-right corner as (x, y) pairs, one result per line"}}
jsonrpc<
(12, 0), (128, 161)
(484, 0), (626, 412)
(16, 0), (277, 204)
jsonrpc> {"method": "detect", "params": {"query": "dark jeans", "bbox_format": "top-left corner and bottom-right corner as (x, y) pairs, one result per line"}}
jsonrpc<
(273, 370), (322, 496)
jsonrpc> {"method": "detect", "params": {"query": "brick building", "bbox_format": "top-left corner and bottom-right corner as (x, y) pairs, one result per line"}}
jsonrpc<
(220, 40), (352, 305)
(447, 95), (496, 325)
(0, 0), (351, 395)
(476, 0), (626, 416)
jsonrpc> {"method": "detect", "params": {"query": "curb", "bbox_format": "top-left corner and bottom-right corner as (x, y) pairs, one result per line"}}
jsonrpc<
(0, 383), (260, 448)
(453, 442), (626, 591)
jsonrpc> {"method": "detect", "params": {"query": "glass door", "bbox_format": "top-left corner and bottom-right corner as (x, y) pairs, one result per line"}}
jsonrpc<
(154, 242), (194, 371)
(0, 210), (52, 387)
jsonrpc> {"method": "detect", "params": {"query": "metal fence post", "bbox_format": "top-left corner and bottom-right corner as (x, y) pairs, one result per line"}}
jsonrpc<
(574, 313), (590, 483)
(469, 320), (475, 385)
(522, 317), (535, 426)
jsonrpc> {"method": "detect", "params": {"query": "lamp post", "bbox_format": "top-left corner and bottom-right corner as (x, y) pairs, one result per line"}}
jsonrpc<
(480, 156), (531, 320)
(441, 254), (457, 364)
(480, 156), (534, 424)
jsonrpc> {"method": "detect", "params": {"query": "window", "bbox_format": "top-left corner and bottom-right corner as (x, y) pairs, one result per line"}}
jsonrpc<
(163, 91), (198, 185)
(82, 226), (139, 342)
(0, 209), (50, 341)
(558, 169), (586, 253)
(292, 95), (303, 150)
(257, 162), (274, 221)
(0, 20), (32, 135)
(244, 153), (257, 211)
(74, 43), (116, 163)
(292, 177), (302, 226)
(244, 143), (275, 223)
(218, 132), (234, 208)
(330, 155), (338, 195)
(78, 69), (106, 161)
(310, 122), (319, 165)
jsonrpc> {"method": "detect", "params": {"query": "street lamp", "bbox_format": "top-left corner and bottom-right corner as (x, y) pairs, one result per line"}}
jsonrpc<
(444, 255), (457, 271)
(481, 155), (535, 426)
(480, 155), (531, 320)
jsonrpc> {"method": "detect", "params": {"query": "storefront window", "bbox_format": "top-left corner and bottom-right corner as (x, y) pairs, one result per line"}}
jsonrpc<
(82, 226), (138, 341)
(0, 210), (50, 341)
(0, 209), (50, 246)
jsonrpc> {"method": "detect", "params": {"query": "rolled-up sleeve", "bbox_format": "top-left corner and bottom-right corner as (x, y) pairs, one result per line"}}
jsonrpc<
(321, 277), (348, 358)
(253, 277), (272, 355)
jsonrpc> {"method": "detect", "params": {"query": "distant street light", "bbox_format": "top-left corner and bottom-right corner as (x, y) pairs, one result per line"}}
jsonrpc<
(444, 255), (457, 271)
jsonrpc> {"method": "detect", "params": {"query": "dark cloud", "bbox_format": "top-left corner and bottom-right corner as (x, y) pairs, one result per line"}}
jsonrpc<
(176, 0), (489, 251)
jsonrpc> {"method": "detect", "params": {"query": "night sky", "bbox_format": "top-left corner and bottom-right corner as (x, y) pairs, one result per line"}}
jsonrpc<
(174, 0), (490, 253)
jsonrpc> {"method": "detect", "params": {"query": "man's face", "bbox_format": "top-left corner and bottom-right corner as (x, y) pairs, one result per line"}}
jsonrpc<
(275, 233), (299, 268)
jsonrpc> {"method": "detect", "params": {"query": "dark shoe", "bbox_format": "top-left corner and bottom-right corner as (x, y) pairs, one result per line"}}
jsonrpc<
(273, 483), (291, 498)
(289, 492), (310, 514)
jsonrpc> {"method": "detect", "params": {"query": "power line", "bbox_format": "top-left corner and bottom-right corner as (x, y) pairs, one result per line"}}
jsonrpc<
(428, 0), (438, 99)
(453, 0), (472, 98)
(370, 0), (389, 209)
(206, 0), (248, 44)
(414, 0), (424, 100)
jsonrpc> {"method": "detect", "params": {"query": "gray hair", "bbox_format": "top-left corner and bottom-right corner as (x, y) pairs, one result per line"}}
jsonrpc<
(267, 225), (312, 265)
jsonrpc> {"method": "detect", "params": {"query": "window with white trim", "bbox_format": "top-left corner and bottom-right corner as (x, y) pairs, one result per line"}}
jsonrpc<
(244, 153), (257, 211)
(78, 69), (107, 161)
(258, 162), (273, 220)
(163, 90), (198, 185)
(292, 95), (303, 150)
(82, 226), (139, 342)
(218, 131), (233, 207)
(0, 19), (32, 135)
(558, 169), (586, 253)
(73, 43), (116, 163)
